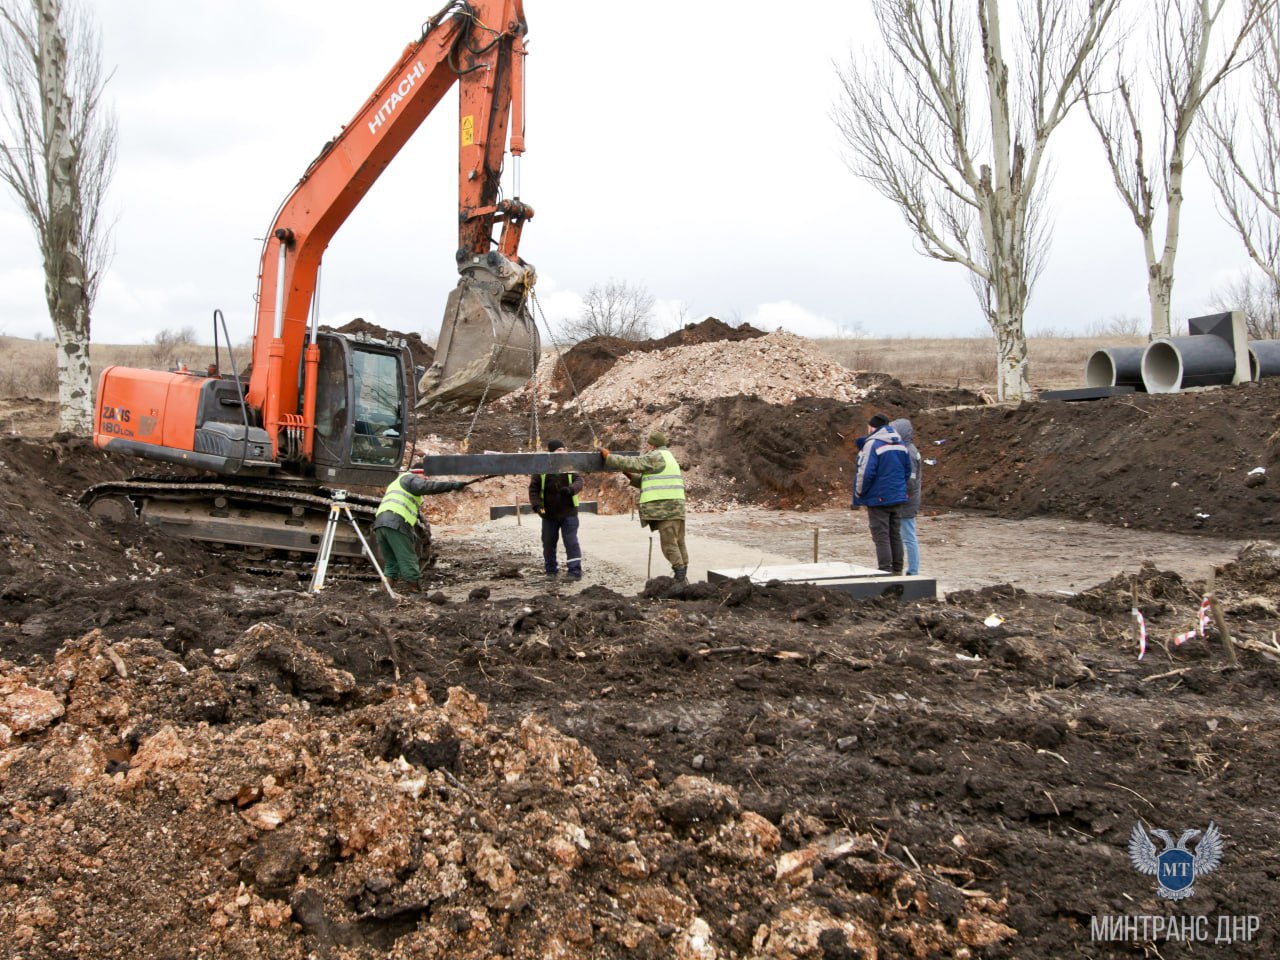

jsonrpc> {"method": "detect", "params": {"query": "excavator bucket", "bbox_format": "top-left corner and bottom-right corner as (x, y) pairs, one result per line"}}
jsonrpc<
(418, 253), (540, 407)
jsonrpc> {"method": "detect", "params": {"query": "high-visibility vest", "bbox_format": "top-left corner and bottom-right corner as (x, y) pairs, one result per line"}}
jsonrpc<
(638, 450), (685, 504)
(540, 473), (580, 507)
(376, 473), (422, 527)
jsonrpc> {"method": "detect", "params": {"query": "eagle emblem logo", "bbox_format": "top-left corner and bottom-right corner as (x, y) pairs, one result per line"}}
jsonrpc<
(1128, 821), (1223, 899)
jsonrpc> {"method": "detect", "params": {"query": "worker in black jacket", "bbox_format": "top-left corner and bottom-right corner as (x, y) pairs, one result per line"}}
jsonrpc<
(528, 439), (585, 580)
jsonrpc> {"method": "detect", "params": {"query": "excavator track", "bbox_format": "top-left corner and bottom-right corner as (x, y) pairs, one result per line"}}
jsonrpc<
(79, 475), (393, 561)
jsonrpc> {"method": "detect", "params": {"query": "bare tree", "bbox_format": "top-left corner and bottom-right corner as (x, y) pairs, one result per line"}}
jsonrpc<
(1084, 0), (1274, 340)
(0, 0), (115, 434)
(561, 279), (655, 342)
(1200, 2), (1280, 306)
(1084, 312), (1146, 337)
(1211, 268), (1280, 338)
(834, 0), (1120, 400)
(152, 325), (200, 369)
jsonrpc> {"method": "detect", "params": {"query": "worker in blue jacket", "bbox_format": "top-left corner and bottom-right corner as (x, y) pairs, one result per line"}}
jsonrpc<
(851, 413), (911, 574)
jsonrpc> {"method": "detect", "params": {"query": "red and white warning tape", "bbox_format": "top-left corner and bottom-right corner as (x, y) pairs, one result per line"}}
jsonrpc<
(1134, 596), (1212, 660)
(1173, 597), (1212, 646)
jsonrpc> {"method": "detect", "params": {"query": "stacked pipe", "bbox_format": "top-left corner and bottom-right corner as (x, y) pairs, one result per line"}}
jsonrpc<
(1084, 347), (1146, 390)
(1141, 334), (1242, 393)
(1083, 313), (1278, 393)
(1249, 340), (1280, 380)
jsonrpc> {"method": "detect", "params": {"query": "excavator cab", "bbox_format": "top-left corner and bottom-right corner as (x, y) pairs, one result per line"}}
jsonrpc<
(417, 251), (540, 408)
(310, 332), (414, 487)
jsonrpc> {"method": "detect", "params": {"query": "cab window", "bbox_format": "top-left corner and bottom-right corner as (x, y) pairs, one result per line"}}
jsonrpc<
(350, 349), (405, 466)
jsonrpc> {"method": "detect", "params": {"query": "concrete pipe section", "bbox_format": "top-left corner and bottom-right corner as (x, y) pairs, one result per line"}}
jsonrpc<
(1249, 340), (1280, 380)
(1141, 336), (1240, 393)
(1085, 347), (1145, 389)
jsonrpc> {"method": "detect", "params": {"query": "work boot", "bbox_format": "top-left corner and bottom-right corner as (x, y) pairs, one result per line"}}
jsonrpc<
(402, 580), (423, 594)
(673, 565), (687, 582)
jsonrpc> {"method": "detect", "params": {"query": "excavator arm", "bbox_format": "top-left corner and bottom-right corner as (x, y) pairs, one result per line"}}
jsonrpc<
(248, 0), (538, 458)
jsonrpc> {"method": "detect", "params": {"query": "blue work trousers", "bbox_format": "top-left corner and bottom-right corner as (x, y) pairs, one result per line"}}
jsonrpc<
(900, 516), (920, 576)
(541, 514), (581, 574)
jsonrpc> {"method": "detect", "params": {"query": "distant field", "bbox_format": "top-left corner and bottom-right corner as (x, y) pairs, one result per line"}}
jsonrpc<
(0, 337), (224, 398)
(0, 332), (1133, 400)
(809, 334), (1144, 392)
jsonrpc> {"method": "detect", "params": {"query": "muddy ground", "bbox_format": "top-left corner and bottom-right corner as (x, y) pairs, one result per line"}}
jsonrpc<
(2, 337), (1280, 958)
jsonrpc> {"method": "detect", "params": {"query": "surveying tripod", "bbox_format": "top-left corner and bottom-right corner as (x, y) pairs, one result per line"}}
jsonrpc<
(310, 490), (398, 598)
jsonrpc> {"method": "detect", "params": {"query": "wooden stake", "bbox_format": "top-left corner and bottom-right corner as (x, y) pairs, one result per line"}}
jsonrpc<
(813, 528), (819, 563)
(647, 536), (653, 579)
(1207, 568), (1238, 667)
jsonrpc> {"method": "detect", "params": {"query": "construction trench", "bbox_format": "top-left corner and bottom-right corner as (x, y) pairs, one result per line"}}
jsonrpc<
(2, 320), (1280, 959)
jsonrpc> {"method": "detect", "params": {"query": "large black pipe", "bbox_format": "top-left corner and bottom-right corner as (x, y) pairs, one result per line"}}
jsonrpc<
(1248, 340), (1280, 380)
(1084, 347), (1145, 389)
(1141, 336), (1239, 393)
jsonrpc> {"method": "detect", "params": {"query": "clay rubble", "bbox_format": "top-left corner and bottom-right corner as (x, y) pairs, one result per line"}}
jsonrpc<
(0, 628), (1016, 960)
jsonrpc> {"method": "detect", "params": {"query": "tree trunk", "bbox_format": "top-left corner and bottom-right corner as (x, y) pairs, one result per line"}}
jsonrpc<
(51, 297), (93, 433)
(1146, 262), (1174, 339)
(37, 0), (94, 434)
(993, 308), (1031, 401)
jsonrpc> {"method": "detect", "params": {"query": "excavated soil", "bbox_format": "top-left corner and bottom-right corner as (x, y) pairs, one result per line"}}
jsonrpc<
(543, 318), (768, 400)
(3, 330), (1280, 959)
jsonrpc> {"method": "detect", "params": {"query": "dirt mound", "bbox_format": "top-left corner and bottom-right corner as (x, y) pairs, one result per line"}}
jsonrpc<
(574, 331), (868, 412)
(422, 374), (1274, 530)
(328, 317), (435, 371)
(918, 379), (1280, 539)
(545, 317), (765, 400)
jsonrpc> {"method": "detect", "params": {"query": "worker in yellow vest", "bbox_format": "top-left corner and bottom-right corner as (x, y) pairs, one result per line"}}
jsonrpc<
(372, 465), (467, 593)
(601, 431), (688, 581)
(528, 439), (585, 580)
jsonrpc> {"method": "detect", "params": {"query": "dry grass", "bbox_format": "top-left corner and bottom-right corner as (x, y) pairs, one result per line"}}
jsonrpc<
(811, 334), (1146, 392)
(0, 336), (225, 399)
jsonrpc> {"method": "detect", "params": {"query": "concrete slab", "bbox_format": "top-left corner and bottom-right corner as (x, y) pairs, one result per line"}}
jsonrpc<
(707, 562), (936, 600)
(707, 561), (886, 582)
(1040, 386), (1136, 402)
(811, 576), (936, 600)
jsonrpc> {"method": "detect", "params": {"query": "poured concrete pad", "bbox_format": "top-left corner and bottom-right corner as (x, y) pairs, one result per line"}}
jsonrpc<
(707, 561), (936, 600)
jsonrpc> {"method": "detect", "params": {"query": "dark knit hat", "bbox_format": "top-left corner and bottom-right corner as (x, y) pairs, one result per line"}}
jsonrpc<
(546, 438), (565, 452)
(647, 431), (668, 447)
(867, 413), (891, 430)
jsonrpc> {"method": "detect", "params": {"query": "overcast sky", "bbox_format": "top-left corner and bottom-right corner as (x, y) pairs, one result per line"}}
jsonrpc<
(0, 1), (1261, 346)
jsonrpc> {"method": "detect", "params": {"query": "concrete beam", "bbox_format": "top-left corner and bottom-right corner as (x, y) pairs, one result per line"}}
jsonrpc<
(489, 502), (599, 519)
(416, 451), (634, 476)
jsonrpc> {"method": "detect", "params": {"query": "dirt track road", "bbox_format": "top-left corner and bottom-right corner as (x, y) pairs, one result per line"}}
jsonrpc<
(434, 507), (1249, 599)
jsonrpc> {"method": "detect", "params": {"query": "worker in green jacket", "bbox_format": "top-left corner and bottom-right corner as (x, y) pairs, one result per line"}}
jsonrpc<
(372, 466), (467, 593)
(601, 431), (688, 582)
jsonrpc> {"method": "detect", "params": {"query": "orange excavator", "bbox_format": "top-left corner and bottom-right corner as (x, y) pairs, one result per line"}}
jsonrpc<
(82, 1), (539, 559)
